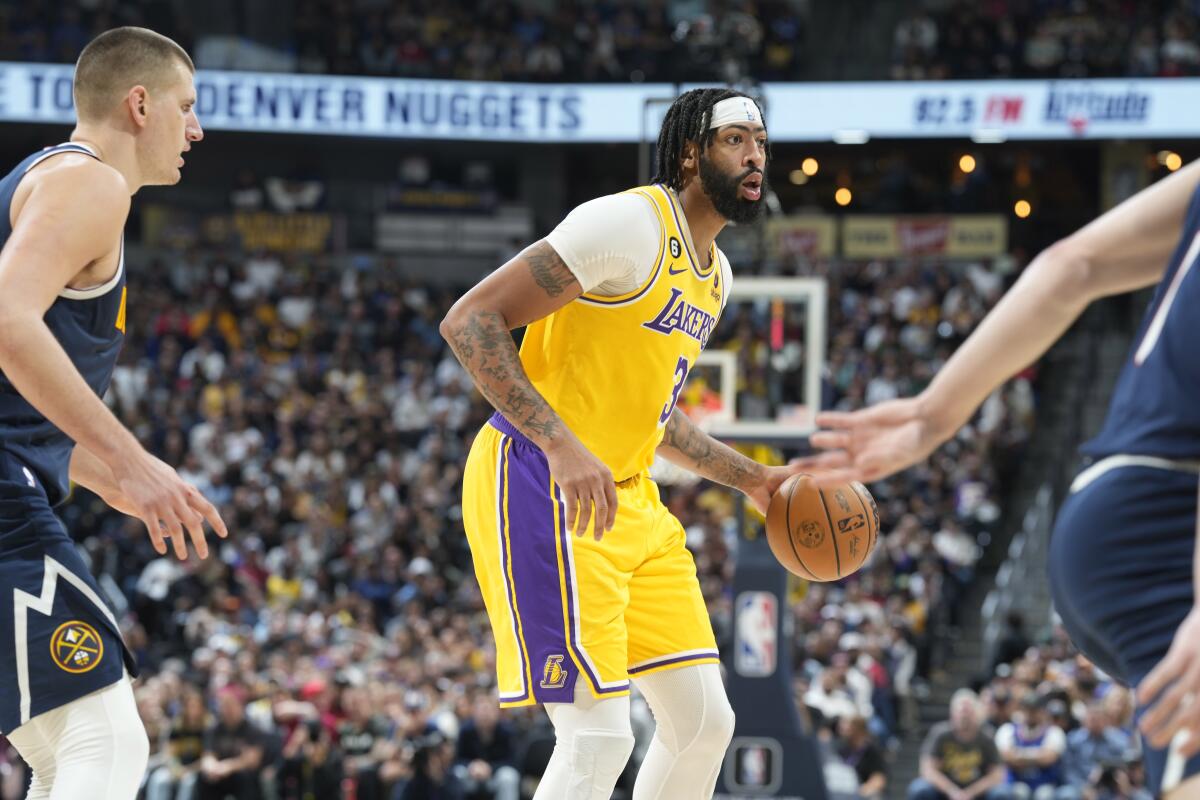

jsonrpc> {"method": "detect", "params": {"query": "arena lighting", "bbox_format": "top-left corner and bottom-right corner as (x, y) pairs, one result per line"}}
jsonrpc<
(835, 187), (852, 206)
(959, 154), (977, 173)
(1014, 199), (1032, 218)
(1158, 150), (1183, 171)
(789, 169), (810, 185)
(801, 157), (819, 176)
(971, 129), (1007, 144)
(832, 129), (870, 144)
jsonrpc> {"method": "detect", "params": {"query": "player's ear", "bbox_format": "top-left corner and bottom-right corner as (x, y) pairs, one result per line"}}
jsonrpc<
(126, 86), (150, 128)
(680, 141), (699, 173)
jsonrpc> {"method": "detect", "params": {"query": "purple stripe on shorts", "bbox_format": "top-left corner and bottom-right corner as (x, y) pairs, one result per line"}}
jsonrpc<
(500, 432), (579, 704)
(496, 438), (530, 704)
(491, 412), (630, 700)
(627, 651), (722, 675)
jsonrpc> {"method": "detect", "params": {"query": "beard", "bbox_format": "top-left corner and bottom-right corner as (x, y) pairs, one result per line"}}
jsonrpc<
(698, 154), (767, 225)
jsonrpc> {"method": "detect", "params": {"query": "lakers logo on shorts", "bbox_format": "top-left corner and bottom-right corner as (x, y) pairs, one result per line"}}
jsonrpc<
(50, 621), (103, 674)
(540, 655), (568, 689)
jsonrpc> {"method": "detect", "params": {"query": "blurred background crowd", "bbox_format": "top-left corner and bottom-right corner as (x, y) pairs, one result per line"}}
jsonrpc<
(4, 0), (1200, 84)
(0, 1), (1193, 798)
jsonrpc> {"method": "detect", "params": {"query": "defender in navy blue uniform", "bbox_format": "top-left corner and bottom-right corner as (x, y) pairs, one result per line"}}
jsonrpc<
(0, 28), (223, 800)
(806, 157), (1200, 798)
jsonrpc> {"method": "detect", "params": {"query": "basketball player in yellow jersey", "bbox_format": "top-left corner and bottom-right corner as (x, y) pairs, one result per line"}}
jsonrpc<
(442, 89), (804, 800)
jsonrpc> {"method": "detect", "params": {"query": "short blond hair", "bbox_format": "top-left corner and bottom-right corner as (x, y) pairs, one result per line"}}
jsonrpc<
(74, 27), (194, 121)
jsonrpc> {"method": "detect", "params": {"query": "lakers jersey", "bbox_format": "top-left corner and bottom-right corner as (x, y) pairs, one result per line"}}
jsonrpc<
(521, 184), (729, 481)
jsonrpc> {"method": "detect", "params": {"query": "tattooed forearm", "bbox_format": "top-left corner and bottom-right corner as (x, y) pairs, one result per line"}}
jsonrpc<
(443, 308), (564, 446)
(525, 241), (576, 298)
(659, 409), (765, 491)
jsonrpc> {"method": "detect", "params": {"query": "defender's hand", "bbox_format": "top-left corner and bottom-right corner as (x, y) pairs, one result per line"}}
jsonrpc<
(109, 451), (228, 560)
(795, 397), (946, 486)
(544, 436), (617, 540)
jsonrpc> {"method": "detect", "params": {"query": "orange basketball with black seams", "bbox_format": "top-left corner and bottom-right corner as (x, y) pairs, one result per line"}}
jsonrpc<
(765, 474), (880, 582)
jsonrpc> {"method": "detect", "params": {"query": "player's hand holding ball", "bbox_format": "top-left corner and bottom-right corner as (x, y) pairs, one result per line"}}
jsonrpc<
(544, 433), (617, 540)
(765, 474), (880, 582)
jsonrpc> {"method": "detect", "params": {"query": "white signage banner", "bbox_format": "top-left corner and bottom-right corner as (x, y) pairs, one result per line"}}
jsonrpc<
(1, 62), (1196, 142)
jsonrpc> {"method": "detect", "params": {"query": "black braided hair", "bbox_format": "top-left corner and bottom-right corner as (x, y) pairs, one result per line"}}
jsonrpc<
(652, 88), (764, 191)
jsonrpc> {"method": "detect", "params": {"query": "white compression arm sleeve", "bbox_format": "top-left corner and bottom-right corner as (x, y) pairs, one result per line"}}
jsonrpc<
(545, 192), (661, 296)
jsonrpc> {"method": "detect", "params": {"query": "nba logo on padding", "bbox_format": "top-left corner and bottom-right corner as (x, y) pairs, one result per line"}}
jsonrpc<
(734, 592), (777, 677)
(540, 654), (567, 689)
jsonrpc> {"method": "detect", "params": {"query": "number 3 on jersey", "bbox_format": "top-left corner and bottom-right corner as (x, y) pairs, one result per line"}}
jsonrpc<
(659, 356), (690, 424)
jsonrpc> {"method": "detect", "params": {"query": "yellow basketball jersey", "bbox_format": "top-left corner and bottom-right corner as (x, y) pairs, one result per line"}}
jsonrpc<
(520, 184), (727, 481)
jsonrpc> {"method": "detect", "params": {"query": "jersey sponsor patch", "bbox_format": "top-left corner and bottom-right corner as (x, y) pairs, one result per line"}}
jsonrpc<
(50, 620), (104, 674)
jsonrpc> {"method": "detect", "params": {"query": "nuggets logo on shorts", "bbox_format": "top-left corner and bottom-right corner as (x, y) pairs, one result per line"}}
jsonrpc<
(540, 655), (568, 689)
(50, 620), (104, 674)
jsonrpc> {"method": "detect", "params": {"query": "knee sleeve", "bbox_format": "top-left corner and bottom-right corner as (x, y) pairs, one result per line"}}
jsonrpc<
(635, 662), (735, 758)
(569, 728), (636, 790)
(536, 684), (635, 800)
(630, 663), (736, 800)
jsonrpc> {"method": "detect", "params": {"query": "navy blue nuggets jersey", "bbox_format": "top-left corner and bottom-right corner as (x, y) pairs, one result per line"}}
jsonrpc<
(0, 143), (128, 507)
(1082, 182), (1200, 460)
(0, 143), (134, 734)
(1050, 178), (1200, 796)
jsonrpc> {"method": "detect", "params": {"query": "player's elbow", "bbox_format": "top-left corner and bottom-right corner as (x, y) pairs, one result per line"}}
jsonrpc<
(1033, 240), (1098, 309)
(0, 309), (33, 363)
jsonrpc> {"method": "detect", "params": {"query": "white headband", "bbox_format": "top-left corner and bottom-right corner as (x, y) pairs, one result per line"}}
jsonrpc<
(708, 96), (763, 131)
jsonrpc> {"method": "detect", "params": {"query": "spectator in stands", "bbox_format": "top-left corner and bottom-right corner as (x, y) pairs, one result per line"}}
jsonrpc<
(909, 689), (1009, 800)
(198, 687), (264, 800)
(834, 714), (888, 800)
(280, 716), (343, 800)
(338, 685), (394, 800)
(399, 734), (465, 800)
(996, 694), (1065, 800)
(1056, 701), (1132, 800)
(454, 694), (520, 800)
(146, 685), (208, 800)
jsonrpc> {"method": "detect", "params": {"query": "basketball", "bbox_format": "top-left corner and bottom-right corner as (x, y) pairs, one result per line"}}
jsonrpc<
(765, 474), (880, 582)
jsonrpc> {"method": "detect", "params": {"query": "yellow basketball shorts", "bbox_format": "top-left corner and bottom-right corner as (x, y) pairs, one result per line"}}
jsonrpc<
(462, 412), (719, 707)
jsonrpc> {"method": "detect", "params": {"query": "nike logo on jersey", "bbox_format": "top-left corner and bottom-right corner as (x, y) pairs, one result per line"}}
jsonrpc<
(643, 287), (717, 346)
(667, 264), (688, 276)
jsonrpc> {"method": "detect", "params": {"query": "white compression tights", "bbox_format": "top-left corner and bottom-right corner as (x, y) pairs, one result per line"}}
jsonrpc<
(7, 676), (149, 800)
(632, 663), (736, 800)
(536, 685), (635, 800)
(534, 664), (735, 800)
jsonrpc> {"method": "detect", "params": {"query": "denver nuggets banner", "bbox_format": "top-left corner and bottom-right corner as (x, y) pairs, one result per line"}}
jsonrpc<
(3, 62), (1200, 142)
(0, 62), (670, 141)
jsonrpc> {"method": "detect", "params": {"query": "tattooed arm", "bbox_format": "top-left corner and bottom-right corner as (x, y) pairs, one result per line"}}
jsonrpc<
(658, 408), (811, 515)
(658, 408), (767, 493)
(439, 240), (578, 447)
(440, 239), (618, 536)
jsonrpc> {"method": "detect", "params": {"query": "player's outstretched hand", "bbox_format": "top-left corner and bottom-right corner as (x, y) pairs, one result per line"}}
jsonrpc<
(796, 397), (947, 487)
(1137, 607), (1200, 757)
(544, 434), (617, 541)
(109, 451), (229, 560)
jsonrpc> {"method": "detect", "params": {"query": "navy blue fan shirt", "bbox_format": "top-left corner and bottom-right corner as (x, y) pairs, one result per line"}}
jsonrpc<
(0, 143), (127, 506)
(1082, 181), (1200, 460)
